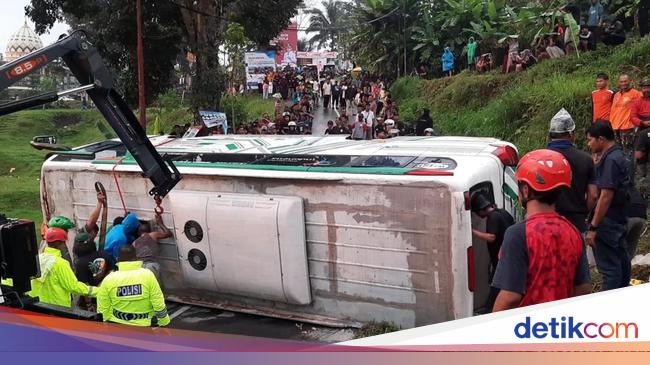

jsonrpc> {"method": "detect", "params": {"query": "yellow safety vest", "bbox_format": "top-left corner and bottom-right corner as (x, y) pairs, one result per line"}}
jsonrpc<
(27, 247), (97, 307)
(97, 261), (170, 327)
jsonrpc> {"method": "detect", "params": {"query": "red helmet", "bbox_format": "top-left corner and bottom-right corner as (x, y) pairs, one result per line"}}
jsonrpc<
(515, 149), (571, 192)
(45, 227), (68, 243)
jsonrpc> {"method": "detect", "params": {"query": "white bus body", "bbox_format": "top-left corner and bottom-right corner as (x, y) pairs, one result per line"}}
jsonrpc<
(40, 135), (520, 328)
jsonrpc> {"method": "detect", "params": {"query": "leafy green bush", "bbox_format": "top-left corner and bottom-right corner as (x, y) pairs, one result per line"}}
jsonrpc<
(391, 38), (650, 153)
(399, 98), (429, 125)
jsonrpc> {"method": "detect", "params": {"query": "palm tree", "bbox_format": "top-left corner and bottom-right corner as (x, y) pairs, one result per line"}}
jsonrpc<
(305, 0), (352, 50)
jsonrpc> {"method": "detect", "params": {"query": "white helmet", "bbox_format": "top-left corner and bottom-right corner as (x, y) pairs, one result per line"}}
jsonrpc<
(288, 121), (297, 127)
(385, 119), (395, 126)
(424, 128), (434, 133)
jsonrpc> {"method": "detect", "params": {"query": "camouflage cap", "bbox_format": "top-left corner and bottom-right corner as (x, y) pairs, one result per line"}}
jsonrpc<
(549, 108), (576, 134)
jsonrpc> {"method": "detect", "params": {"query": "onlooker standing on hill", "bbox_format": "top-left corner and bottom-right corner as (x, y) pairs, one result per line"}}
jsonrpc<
(631, 78), (650, 197)
(592, 73), (614, 122)
(587, 0), (604, 50)
(547, 109), (598, 232)
(610, 74), (642, 153)
(586, 120), (632, 291)
(442, 47), (455, 77)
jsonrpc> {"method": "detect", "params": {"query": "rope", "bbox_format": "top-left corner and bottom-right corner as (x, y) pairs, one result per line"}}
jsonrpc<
(111, 157), (128, 215)
(110, 136), (174, 217)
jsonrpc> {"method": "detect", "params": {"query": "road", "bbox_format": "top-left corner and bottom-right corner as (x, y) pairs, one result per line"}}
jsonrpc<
(310, 104), (340, 135)
(166, 302), (356, 343)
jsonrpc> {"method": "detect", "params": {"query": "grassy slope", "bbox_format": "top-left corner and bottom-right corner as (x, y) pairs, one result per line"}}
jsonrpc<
(392, 38), (650, 153)
(0, 110), (109, 223)
(0, 96), (274, 224)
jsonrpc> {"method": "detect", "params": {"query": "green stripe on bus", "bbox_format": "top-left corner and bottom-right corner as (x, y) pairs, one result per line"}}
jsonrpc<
(93, 159), (412, 175)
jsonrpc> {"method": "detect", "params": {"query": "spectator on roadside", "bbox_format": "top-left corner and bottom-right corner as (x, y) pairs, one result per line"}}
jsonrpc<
(547, 109), (598, 232)
(545, 37), (566, 59)
(587, 0), (604, 50)
(132, 216), (173, 281)
(610, 74), (642, 153)
(361, 103), (376, 132)
(579, 26), (593, 52)
(492, 150), (591, 311)
(351, 114), (368, 140)
(442, 47), (455, 77)
(625, 184), (647, 260)
(373, 118), (386, 139)
(586, 120), (632, 291)
(470, 192), (515, 312)
(602, 20), (626, 46)
(631, 78), (650, 197)
(466, 37), (478, 70)
(332, 81), (341, 109)
(325, 120), (335, 135)
(562, 7), (580, 55)
(262, 80), (269, 99)
(322, 78), (332, 110)
(592, 73), (614, 122)
(332, 117), (350, 135)
(415, 109), (434, 136)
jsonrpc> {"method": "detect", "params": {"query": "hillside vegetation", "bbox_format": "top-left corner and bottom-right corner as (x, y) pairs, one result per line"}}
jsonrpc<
(391, 38), (650, 153)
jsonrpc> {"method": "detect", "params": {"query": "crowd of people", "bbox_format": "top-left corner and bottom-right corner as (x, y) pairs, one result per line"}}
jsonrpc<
(470, 74), (649, 312)
(230, 69), (437, 139)
(17, 195), (174, 327)
(427, 1), (632, 77)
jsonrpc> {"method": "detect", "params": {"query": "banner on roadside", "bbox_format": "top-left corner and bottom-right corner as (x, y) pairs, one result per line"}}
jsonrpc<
(199, 111), (228, 134)
(245, 51), (276, 90)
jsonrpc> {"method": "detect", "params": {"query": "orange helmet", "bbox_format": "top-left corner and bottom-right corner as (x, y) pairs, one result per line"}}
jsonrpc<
(515, 149), (571, 192)
(45, 227), (68, 243)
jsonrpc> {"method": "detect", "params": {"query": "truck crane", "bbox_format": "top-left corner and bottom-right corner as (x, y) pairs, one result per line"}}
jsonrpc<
(0, 31), (181, 318)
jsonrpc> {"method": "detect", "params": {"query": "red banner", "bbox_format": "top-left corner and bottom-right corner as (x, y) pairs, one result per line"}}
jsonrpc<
(270, 23), (298, 66)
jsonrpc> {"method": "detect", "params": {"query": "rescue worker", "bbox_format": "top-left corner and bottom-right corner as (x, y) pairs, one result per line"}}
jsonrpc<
(492, 149), (591, 311)
(547, 108), (598, 232)
(133, 215), (174, 280)
(28, 228), (98, 308)
(104, 212), (140, 263)
(97, 245), (170, 327)
(470, 192), (514, 312)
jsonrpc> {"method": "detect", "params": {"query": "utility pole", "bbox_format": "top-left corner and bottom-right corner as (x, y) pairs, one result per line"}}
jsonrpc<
(136, 0), (146, 129)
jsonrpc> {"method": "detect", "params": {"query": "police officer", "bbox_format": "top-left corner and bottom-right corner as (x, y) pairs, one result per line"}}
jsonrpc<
(97, 245), (170, 327)
(28, 228), (98, 307)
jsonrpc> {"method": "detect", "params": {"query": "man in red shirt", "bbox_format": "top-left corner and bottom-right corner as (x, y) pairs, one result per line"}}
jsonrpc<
(592, 73), (614, 122)
(631, 77), (650, 197)
(492, 150), (591, 311)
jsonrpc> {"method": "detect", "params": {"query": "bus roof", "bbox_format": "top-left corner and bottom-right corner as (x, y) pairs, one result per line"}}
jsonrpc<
(152, 135), (512, 157)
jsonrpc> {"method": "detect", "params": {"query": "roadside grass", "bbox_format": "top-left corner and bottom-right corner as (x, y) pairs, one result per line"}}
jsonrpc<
(391, 37), (650, 154)
(354, 321), (400, 339)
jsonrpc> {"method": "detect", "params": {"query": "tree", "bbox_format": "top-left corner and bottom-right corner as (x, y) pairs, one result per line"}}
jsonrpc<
(26, 0), (184, 107)
(305, 0), (353, 50)
(224, 22), (254, 90)
(26, 0), (302, 112)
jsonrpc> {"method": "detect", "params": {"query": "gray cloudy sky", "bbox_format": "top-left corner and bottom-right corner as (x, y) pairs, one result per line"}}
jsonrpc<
(0, 0), (68, 55)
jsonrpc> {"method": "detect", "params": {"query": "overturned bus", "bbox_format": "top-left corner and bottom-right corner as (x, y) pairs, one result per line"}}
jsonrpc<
(40, 135), (521, 328)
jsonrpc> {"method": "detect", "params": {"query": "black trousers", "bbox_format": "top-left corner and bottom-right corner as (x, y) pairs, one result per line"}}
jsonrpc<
(323, 94), (331, 109)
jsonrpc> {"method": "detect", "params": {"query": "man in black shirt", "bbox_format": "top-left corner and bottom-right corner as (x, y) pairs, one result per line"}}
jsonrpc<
(586, 120), (632, 291)
(471, 192), (515, 311)
(547, 108), (598, 232)
(73, 232), (112, 310)
(626, 185), (647, 259)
